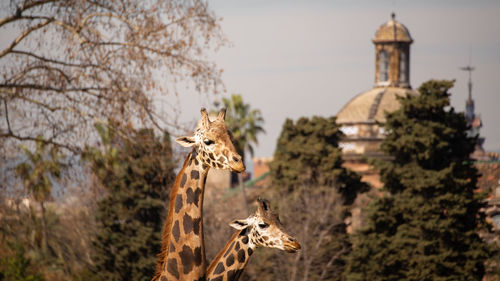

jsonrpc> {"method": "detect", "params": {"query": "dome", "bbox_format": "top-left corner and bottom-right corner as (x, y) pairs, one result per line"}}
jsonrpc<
(373, 13), (413, 43)
(337, 87), (418, 124)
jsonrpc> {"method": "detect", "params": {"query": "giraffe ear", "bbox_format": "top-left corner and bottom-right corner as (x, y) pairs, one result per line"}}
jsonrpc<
(200, 107), (210, 128)
(176, 136), (196, 147)
(230, 219), (249, 230)
(218, 108), (226, 121)
(257, 198), (271, 213)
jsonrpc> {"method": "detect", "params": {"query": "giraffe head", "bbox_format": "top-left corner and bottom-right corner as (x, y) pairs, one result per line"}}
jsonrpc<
(230, 198), (301, 253)
(176, 108), (245, 173)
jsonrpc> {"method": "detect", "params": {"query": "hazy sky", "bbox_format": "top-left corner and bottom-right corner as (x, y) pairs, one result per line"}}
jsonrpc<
(175, 0), (500, 159)
(1, 1), (498, 161)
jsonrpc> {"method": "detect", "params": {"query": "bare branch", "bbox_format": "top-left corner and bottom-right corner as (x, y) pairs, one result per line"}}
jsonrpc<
(9, 50), (100, 68)
(0, 84), (108, 93)
(0, 19), (53, 59)
(319, 247), (349, 280)
(0, 0), (58, 28)
(80, 12), (141, 33)
(3, 98), (12, 134)
(5, 65), (71, 84)
(0, 0), (225, 152)
(0, 131), (78, 153)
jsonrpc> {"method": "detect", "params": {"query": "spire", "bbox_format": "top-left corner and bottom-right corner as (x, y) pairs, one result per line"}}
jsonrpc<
(392, 12), (397, 41)
(461, 65), (475, 122)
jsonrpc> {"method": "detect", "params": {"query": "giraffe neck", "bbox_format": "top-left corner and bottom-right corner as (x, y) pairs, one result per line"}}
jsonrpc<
(206, 228), (255, 281)
(154, 149), (209, 281)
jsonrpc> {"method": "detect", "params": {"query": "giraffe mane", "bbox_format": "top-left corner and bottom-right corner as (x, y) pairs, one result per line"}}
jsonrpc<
(152, 150), (193, 281)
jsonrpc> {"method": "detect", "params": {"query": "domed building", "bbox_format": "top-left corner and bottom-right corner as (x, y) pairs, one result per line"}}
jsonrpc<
(337, 13), (418, 188)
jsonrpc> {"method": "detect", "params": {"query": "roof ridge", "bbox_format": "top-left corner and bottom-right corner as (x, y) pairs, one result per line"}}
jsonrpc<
(368, 88), (386, 120)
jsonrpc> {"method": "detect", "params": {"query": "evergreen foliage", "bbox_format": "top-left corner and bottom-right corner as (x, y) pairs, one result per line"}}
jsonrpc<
(86, 125), (175, 281)
(344, 80), (493, 281)
(0, 242), (44, 281)
(245, 116), (368, 280)
(269, 116), (368, 205)
(15, 137), (61, 257)
(219, 94), (265, 161)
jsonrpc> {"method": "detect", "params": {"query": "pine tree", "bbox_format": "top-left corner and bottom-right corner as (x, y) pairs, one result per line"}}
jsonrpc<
(270, 116), (367, 205)
(86, 125), (175, 281)
(243, 116), (367, 281)
(344, 80), (492, 281)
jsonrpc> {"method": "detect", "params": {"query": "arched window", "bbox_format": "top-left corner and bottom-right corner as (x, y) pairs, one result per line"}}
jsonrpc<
(399, 52), (407, 82)
(378, 50), (388, 82)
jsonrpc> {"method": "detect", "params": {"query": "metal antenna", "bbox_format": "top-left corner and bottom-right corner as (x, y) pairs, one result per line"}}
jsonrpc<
(460, 65), (475, 100)
(460, 64), (475, 122)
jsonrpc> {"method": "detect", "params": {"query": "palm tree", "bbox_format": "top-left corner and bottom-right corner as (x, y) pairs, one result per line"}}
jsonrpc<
(217, 94), (265, 214)
(15, 137), (61, 256)
(220, 94), (265, 162)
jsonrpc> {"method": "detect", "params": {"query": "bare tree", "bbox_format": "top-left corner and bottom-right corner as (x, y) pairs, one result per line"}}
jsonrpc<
(241, 184), (350, 281)
(0, 0), (225, 154)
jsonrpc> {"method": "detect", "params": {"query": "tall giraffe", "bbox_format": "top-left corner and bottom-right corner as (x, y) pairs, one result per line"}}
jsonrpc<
(153, 108), (245, 281)
(206, 198), (301, 281)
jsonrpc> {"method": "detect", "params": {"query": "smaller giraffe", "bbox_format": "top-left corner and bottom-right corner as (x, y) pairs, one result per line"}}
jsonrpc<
(206, 198), (301, 281)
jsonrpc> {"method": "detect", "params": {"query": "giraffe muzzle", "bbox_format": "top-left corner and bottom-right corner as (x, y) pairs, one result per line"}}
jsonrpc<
(229, 158), (245, 173)
(283, 240), (301, 253)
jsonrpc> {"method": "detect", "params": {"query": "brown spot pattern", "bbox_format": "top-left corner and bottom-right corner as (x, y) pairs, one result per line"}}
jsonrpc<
(214, 262), (225, 275)
(226, 253), (235, 267)
(227, 269), (238, 281)
(237, 249), (245, 263)
(234, 269), (244, 280)
(179, 245), (195, 274)
(186, 188), (201, 207)
(224, 242), (235, 258)
(167, 258), (179, 279)
(183, 213), (193, 234)
(194, 246), (202, 266)
(180, 173), (187, 187)
(193, 217), (202, 235)
(172, 220), (180, 242)
(191, 170), (200, 180)
(174, 195), (182, 213)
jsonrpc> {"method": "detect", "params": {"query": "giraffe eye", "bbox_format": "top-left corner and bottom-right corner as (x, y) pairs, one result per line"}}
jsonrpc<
(204, 139), (214, 145)
(258, 223), (269, 229)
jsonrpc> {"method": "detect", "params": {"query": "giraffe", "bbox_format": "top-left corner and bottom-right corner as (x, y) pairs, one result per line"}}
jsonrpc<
(153, 108), (245, 281)
(206, 198), (301, 281)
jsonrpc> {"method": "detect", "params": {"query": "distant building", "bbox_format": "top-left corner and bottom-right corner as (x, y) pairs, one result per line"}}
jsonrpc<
(461, 65), (499, 161)
(336, 13), (418, 188)
(251, 13), (499, 197)
(251, 157), (272, 187)
(334, 14), (500, 238)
